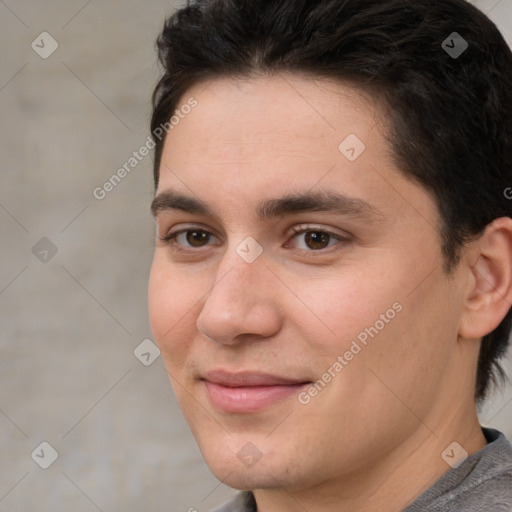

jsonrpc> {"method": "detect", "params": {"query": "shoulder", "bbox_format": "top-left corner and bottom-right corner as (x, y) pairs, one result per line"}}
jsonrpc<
(405, 428), (512, 511)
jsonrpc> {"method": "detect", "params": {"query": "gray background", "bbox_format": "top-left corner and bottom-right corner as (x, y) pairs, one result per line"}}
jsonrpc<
(1, 1), (511, 511)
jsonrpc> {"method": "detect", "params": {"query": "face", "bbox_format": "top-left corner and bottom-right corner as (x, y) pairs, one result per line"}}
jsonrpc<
(148, 74), (468, 492)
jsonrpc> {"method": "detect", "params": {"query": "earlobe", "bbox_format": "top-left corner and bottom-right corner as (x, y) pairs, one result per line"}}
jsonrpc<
(459, 217), (512, 340)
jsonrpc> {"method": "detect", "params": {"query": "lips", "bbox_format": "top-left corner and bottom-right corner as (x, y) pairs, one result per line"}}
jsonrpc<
(202, 370), (310, 413)
(203, 369), (308, 387)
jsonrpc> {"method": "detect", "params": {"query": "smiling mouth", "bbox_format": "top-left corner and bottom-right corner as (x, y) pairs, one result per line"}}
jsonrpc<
(201, 370), (311, 413)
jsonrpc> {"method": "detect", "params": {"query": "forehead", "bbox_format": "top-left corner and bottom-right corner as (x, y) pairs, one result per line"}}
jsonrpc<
(158, 73), (391, 188)
(165, 73), (385, 161)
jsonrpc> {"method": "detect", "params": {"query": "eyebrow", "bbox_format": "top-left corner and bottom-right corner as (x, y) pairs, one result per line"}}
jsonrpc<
(150, 189), (384, 222)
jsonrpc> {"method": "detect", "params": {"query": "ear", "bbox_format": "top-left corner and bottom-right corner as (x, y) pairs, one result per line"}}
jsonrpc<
(459, 217), (512, 340)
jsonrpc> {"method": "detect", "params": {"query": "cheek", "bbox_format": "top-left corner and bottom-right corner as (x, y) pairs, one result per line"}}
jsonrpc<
(148, 258), (196, 366)
(291, 265), (400, 352)
(291, 253), (453, 399)
(356, 270), (461, 415)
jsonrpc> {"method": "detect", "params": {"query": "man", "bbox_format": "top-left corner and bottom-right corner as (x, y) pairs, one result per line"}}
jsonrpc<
(147, 0), (512, 510)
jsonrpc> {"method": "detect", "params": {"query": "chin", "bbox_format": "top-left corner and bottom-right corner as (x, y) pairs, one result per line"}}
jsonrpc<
(205, 457), (282, 491)
(198, 436), (307, 492)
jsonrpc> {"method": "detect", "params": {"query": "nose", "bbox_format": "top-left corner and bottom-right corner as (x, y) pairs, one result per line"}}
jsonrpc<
(195, 245), (282, 345)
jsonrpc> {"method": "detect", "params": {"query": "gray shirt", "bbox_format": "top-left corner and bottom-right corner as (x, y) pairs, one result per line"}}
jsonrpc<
(211, 428), (512, 511)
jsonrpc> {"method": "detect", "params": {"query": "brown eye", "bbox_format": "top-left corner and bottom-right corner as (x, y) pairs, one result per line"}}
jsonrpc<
(185, 230), (211, 247)
(159, 228), (219, 250)
(304, 231), (331, 250)
(286, 225), (348, 254)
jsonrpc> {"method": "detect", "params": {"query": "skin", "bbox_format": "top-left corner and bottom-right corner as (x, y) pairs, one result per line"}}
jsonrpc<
(148, 73), (512, 512)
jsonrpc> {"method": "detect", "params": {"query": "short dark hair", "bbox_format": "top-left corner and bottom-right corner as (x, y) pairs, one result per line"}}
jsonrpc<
(150, 0), (512, 402)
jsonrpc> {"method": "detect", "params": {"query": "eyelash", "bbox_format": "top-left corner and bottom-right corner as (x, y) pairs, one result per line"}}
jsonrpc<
(158, 224), (349, 257)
